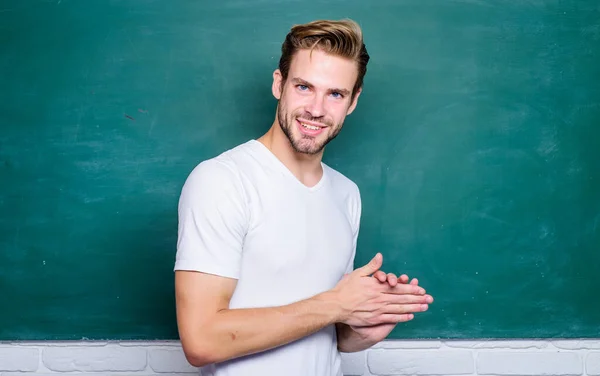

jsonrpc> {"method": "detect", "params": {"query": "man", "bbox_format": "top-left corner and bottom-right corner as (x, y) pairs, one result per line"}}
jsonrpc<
(174, 19), (433, 375)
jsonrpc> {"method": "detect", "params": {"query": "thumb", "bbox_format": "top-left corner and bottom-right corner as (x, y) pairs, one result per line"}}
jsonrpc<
(358, 253), (383, 276)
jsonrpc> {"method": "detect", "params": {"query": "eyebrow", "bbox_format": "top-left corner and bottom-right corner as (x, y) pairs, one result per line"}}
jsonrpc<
(291, 77), (351, 97)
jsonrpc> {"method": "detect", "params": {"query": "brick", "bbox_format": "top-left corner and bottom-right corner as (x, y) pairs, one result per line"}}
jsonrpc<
(2, 374), (196, 376)
(341, 351), (366, 375)
(368, 350), (474, 375)
(554, 340), (600, 350)
(445, 340), (547, 349)
(2, 374), (101, 376)
(120, 340), (181, 347)
(149, 348), (198, 373)
(587, 352), (600, 376)
(374, 340), (442, 349)
(8, 340), (108, 347)
(42, 345), (147, 372)
(477, 351), (582, 375)
(0, 347), (39, 371)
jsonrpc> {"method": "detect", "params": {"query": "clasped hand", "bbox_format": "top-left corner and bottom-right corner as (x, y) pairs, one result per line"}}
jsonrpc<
(333, 252), (433, 328)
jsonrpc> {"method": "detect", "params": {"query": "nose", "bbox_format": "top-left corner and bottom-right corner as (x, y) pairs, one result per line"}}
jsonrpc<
(305, 94), (326, 118)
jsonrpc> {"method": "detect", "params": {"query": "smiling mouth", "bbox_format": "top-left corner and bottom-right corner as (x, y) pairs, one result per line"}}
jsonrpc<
(300, 122), (321, 130)
(296, 119), (327, 136)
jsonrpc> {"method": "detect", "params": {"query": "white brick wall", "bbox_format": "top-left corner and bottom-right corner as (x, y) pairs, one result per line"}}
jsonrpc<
(0, 340), (598, 375)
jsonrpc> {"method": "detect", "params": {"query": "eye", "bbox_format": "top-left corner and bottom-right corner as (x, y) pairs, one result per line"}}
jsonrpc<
(331, 92), (344, 99)
(297, 85), (309, 91)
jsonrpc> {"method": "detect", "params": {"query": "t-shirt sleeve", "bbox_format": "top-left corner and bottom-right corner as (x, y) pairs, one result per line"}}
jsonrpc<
(345, 183), (362, 274)
(174, 159), (248, 279)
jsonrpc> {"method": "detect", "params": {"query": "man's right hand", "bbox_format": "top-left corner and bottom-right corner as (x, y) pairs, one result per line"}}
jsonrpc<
(330, 253), (432, 327)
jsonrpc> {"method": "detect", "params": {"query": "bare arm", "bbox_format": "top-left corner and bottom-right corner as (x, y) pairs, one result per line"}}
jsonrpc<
(176, 253), (426, 367)
(175, 270), (340, 367)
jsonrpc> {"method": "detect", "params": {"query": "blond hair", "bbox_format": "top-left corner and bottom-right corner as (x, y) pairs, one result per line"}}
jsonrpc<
(278, 19), (370, 99)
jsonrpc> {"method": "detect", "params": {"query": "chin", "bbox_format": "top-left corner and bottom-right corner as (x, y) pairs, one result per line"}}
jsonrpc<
(292, 139), (325, 155)
(290, 136), (325, 155)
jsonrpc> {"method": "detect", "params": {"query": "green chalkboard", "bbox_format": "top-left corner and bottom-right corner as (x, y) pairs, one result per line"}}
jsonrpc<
(1, 0), (599, 340)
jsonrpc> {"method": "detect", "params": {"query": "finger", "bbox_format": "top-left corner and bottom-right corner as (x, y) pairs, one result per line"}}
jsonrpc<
(357, 253), (383, 276)
(373, 270), (387, 283)
(383, 294), (433, 305)
(379, 313), (414, 324)
(383, 283), (426, 295)
(410, 278), (419, 285)
(383, 303), (429, 315)
(386, 273), (398, 287)
(398, 274), (409, 284)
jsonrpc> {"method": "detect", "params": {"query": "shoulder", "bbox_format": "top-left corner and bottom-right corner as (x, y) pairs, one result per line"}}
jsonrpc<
(182, 157), (239, 194)
(184, 141), (256, 185)
(179, 143), (253, 207)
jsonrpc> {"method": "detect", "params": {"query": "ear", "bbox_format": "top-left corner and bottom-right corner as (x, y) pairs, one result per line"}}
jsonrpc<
(272, 69), (283, 100)
(346, 87), (362, 115)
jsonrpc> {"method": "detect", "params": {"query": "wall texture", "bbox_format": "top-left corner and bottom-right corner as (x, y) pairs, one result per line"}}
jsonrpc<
(1, 340), (599, 375)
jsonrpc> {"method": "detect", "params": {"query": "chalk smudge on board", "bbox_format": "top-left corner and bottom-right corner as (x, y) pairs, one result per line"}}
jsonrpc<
(124, 114), (135, 121)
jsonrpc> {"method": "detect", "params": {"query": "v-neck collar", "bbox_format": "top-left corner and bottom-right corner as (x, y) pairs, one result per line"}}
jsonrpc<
(250, 139), (327, 192)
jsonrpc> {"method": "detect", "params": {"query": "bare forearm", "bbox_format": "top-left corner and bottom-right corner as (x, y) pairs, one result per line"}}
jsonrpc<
(191, 292), (340, 365)
(336, 323), (377, 353)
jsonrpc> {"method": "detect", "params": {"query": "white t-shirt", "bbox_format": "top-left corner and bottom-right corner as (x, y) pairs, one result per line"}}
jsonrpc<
(175, 139), (362, 376)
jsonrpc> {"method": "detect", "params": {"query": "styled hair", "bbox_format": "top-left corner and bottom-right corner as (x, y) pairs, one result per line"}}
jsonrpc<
(278, 19), (370, 99)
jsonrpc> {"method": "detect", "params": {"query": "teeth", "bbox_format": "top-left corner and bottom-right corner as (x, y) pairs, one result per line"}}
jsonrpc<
(301, 122), (320, 130)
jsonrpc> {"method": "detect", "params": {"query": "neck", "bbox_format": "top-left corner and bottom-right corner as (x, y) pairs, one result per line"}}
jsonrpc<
(257, 119), (324, 187)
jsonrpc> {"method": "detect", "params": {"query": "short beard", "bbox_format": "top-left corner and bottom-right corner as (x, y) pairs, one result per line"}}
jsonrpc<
(277, 102), (342, 155)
